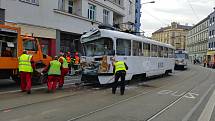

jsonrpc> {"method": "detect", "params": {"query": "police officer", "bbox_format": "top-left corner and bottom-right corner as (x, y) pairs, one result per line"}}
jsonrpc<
(112, 59), (128, 95)
(18, 50), (34, 94)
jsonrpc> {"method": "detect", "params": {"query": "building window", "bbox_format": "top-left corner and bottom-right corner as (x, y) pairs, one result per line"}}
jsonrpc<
(68, 0), (74, 14)
(129, 0), (132, 15)
(19, 0), (39, 5)
(103, 9), (109, 24)
(58, 0), (65, 11)
(114, 0), (121, 5)
(88, 4), (96, 21)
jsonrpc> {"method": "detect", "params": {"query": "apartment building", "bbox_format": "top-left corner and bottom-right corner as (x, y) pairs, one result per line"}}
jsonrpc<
(208, 8), (215, 52)
(0, 0), (135, 56)
(152, 22), (192, 50)
(186, 16), (209, 62)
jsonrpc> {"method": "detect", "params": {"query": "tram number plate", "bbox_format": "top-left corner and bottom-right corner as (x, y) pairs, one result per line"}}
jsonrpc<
(158, 62), (164, 68)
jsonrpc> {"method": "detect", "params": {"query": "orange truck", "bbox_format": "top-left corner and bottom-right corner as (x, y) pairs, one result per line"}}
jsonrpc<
(0, 21), (52, 84)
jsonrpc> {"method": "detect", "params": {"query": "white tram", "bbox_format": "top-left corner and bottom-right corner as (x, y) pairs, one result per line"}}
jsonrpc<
(80, 29), (175, 84)
(174, 50), (189, 69)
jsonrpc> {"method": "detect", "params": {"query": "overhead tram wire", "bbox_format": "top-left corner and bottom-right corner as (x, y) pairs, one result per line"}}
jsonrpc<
(186, 0), (199, 20)
(143, 9), (169, 26)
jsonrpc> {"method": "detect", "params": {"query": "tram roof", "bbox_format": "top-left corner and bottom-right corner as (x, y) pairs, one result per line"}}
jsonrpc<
(82, 29), (175, 49)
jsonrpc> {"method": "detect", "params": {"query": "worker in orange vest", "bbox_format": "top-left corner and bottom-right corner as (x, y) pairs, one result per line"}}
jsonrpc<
(74, 52), (80, 65)
(58, 52), (69, 88)
(66, 52), (72, 75)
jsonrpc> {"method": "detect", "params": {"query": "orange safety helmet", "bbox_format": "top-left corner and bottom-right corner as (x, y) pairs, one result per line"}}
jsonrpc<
(75, 52), (78, 55)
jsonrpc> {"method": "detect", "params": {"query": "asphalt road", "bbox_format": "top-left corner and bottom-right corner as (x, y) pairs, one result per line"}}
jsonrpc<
(0, 65), (215, 121)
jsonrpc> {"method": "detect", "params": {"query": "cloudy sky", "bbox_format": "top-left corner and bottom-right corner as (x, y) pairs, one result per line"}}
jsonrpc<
(140, 0), (215, 37)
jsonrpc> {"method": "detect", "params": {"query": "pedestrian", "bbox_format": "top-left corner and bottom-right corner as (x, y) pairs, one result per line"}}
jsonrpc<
(66, 52), (72, 75)
(112, 59), (128, 95)
(43, 56), (62, 93)
(203, 58), (207, 67)
(18, 50), (34, 94)
(58, 52), (69, 89)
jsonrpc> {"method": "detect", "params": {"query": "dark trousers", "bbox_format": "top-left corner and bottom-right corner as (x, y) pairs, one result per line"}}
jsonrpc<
(204, 63), (206, 67)
(68, 64), (72, 74)
(112, 70), (126, 95)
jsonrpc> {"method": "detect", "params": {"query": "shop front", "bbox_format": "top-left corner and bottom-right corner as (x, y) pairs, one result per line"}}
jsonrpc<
(206, 50), (215, 68)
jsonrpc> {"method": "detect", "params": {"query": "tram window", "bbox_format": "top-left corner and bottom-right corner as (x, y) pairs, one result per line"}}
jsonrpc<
(116, 39), (131, 56)
(151, 44), (158, 57)
(164, 47), (168, 58)
(168, 48), (174, 58)
(132, 41), (142, 56)
(158, 46), (163, 57)
(83, 37), (114, 56)
(143, 43), (150, 57)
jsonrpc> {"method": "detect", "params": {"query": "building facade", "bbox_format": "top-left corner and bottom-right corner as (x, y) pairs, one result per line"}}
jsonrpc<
(0, 0), (135, 56)
(134, 0), (141, 34)
(152, 22), (192, 50)
(208, 8), (215, 52)
(186, 16), (209, 62)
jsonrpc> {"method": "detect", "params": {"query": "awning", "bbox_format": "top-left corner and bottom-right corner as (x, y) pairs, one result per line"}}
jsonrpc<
(207, 51), (215, 55)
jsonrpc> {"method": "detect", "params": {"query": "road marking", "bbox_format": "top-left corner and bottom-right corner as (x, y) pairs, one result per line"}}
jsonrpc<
(147, 91), (189, 121)
(182, 84), (215, 121)
(0, 82), (75, 95)
(41, 109), (58, 115)
(183, 92), (199, 99)
(197, 89), (215, 121)
(157, 90), (199, 99)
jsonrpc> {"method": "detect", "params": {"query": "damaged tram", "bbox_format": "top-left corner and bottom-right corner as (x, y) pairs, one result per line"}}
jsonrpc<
(80, 29), (175, 84)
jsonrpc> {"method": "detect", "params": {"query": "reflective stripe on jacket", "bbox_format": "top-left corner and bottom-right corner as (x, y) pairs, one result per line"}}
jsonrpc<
(18, 54), (33, 72)
(114, 61), (126, 74)
(59, 56), (68, 68)
(48, 60), (61, 75)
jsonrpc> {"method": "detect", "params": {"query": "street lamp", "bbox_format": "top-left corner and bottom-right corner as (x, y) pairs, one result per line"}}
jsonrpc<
(141, 1), (155, 5)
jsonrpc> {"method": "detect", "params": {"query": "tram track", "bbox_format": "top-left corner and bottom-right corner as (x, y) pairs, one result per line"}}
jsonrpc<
(0, 67), (202, 120)
(66, 67), (205, 121)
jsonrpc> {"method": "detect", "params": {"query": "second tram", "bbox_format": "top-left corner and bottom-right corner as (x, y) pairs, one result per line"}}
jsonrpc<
(174, 50), (189, 69)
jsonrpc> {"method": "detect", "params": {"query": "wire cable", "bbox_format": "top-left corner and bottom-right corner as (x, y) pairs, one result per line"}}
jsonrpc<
(142, 9), (169, 26)
(187, 0), (199, 20)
